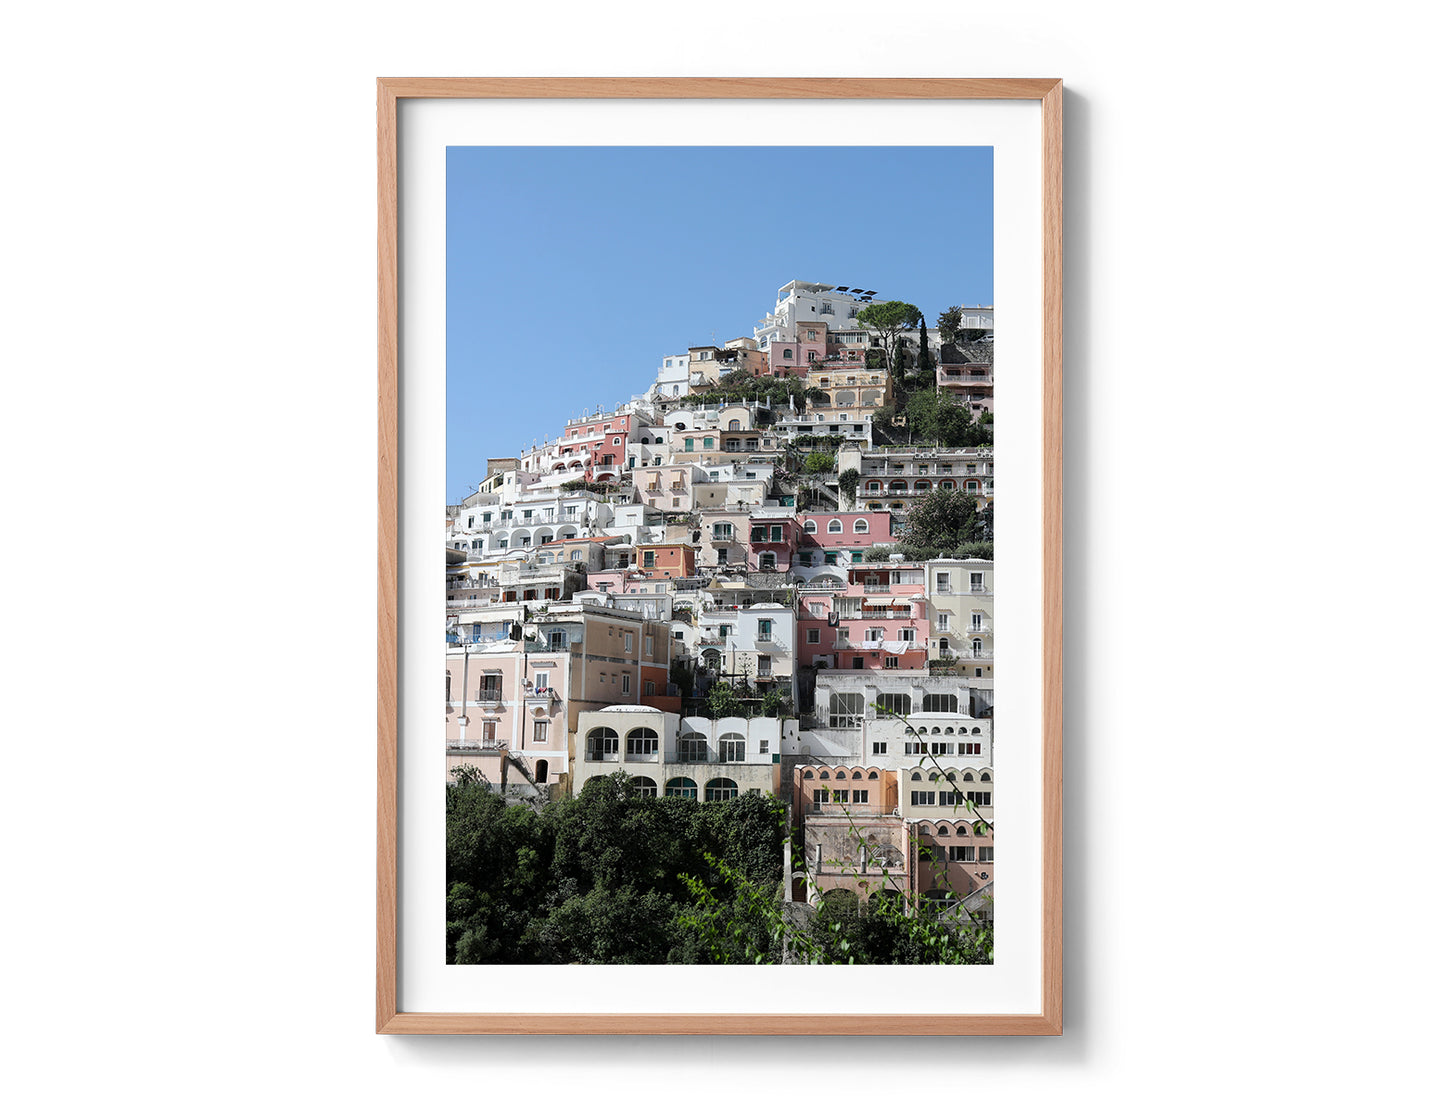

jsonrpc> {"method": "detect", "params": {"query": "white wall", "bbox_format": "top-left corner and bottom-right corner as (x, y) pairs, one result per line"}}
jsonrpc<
(6, 2), (1439, 1109)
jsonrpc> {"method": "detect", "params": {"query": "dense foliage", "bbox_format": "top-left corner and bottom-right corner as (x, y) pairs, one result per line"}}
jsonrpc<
(447, 771), (786, 964)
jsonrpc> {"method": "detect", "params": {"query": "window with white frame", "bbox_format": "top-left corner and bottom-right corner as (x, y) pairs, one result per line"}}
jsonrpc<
(720, 733), (747, 762)
(827, 520), (843, 534)
(853, 519), (869, 533)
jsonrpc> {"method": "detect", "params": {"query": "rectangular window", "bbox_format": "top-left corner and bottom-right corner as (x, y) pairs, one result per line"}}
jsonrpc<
(936, 573), (951, 593)
(937, 613), (950, 631)
(904, 740), (926, 756)
(624, 632), (634, 652)
(757, 619), (772, 639)
(643, 551), (655, 567)
(771, 525), (783, 542)
(703, 437), (714, 449)
(978, 847), (994, 863)
(961, 742), (982, 756)
(884, 657), (900, 669)
(644, 635), (654, 656)
(684, 437), (695, 451)
(899, 628), (916, 642)
(871, 741), (887, 755)
(533, 721), (548, 743)
(967, 791), (993, 806)
(828, 692), (864, 728)
(971, 572), (985, 592)
(911, 791), (936, 806)
(547, 631), (567, 651)
(479, 673), (502, 702)
(751, 526), (767, 542)
(481, 721), (496, 742)
(807, 628), (820, 643)
(621, 673), (631, 694)
(533, 670), (549, 692)
(852, 790), (868, 804)
(756, 654), (771, 677)
(832, 789), (848, 803)
(813, 789), (829, 811)
(938, 790), (963, 806)
(949, 845), (975, 863)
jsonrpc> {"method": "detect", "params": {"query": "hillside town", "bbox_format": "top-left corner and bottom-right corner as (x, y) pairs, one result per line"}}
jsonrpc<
(445, 280), (997, 942)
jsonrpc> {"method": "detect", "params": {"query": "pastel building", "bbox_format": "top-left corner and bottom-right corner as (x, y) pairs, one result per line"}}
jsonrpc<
(925, 558), (994, 681)
(795, 511), (895, 569)
(695, 602), (796, 701)
(572, 707), (787, 800)
(446, 600), (672, 790)
(747, 511), (802, 572)
(635, 542), (696, 580)
(857, 447), (994, 513)
(937, 361), (995, 415)
(790, 765), (906, 905)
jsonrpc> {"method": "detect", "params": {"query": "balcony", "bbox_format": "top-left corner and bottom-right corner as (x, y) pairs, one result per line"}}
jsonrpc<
(448, 738), (506, 752)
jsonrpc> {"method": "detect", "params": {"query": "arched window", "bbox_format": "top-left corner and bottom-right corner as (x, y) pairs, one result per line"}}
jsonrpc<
(803, 770), (814, 779)
(930, 726), (942, 735)
(962, 772), (975, 781)
(827, 520), (843, 533)
(944, 727), (955, 735)
(940, 480), (955, 491)
(937, 824), (950, 837)
(704, 778), (738, 802)
(819, 770), (830, 780)
(804, 520), (818, 533)
(866, 482), (882, 493)
(728, 419), (741, 431)
(853, 519), (869, 533)
(911, 772), (922, 781)
(852, 771), (862, 780)
(868, 771), (878, 780)
(665, 777), (697, 799)
(971, 726), (982, 735)
(678, 731), (708, 762)
(630, 776), (657, 798)
(720, 732), (746, 762)
(626, 728), (658, 758)
(981, 772), (991, 782)
(585, 727), (618, 761)
(783, 348), (794, 360)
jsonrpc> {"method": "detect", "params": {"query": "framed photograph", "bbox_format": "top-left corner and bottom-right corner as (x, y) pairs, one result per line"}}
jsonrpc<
(378, 78), (1062, 1035)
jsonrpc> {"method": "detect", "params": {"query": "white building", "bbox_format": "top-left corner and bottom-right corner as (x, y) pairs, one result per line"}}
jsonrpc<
(572, 707), (788, 799)
(754, 280), (870, 351)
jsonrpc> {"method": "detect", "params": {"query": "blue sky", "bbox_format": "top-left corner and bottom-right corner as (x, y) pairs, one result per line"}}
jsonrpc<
(447, 146), (993, 502)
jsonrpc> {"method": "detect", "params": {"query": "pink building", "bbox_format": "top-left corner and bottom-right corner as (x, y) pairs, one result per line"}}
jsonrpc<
(555, 412), (634, 483)
(747, 514), (801, 572)
(768, 320), (829, 375)
(795, 511), (894, 568)
(796, 562), (931, 670)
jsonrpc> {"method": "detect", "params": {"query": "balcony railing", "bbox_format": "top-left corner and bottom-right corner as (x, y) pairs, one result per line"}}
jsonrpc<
(448, 738), (506, 752)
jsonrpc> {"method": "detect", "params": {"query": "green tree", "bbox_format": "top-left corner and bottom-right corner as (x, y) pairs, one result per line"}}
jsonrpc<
(856, 300), (921, 376)
(706, 681), (744, 719)
(891, 335), (910, 377)
(917, 320), (934, 373)
(937, 305), (963, 343)
(837, 468), (859, 502)
(802, 451), (836, 475)
(900, 489), (987, 555)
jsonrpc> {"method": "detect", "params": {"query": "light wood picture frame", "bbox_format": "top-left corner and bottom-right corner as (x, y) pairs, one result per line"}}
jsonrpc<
(378, 77), (1062, 1035)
